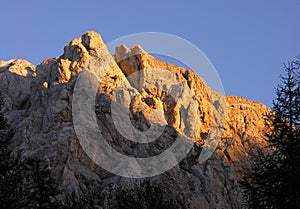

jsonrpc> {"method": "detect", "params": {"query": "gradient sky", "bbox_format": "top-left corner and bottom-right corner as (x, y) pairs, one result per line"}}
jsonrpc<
(1, 0), (299, 107)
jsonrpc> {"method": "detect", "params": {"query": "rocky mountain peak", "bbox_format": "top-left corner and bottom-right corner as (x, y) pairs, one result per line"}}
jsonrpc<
(115, 44), (147, 61)
(0, 31), (270, 208)
(62, 31), (105, 61)
(0, 59), (35, 77)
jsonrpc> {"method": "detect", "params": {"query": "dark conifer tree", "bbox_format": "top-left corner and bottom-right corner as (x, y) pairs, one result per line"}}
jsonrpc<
(242, 57), (300, 209)
(21, 157), (61, 209)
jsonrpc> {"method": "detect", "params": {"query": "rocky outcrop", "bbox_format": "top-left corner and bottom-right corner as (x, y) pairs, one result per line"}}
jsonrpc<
(0, 59), (35, 128)
(114, 44), (269, 178)
(0, 31), (270, 208)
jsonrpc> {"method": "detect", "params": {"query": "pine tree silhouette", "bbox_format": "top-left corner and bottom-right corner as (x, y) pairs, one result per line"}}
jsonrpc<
(242, 57), (300, 209)
(21, 157), (61, 209)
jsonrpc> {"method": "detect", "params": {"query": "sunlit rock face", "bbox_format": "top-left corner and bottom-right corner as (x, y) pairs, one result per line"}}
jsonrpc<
(0, 31), (270, 209)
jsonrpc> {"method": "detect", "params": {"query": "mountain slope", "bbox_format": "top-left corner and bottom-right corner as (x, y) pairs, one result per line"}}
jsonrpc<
(0, 31), (269, 208)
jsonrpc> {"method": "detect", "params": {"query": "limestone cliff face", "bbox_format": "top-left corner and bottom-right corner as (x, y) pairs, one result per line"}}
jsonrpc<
(114, 44), (269, 179)
(0, 31), (269, 209)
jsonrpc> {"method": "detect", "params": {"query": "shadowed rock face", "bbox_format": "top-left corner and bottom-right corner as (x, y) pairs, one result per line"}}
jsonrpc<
(0, 31), (269, 208)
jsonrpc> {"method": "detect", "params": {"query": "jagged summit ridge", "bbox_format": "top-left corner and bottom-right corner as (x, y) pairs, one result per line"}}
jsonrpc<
(0, 31), (270, 209)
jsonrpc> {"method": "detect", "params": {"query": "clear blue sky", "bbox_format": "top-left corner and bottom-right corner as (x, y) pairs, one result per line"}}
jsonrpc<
(1, 0), (299, 107)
